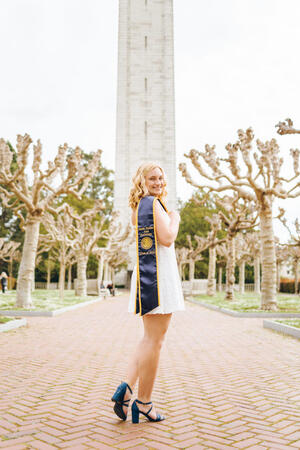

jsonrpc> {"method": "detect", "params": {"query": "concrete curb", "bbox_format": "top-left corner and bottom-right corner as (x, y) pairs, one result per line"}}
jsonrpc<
(0, 318), (27, 332)
(0, 297), (103, 317)
(263, 320), (300, 340)
(186, 298), (300, 318)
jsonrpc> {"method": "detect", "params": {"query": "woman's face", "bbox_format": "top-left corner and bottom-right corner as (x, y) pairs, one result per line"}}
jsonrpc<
(145, 167), (164, 197)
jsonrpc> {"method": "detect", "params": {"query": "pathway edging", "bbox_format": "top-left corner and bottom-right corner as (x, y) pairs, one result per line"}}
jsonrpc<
(187, 297), (300, 318)
(0, 297), (103, 317)
(263, 319), (300, 340)
(0, 317), (27, 332)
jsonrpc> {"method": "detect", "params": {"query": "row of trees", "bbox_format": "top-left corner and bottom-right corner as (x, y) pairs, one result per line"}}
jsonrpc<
(1, 120), (299, 311)
(178, 119), (300, 310)
(0, 134), (129, 308)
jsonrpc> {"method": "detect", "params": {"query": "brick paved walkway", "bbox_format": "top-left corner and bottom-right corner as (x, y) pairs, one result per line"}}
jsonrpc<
(1, 294), (300, 450)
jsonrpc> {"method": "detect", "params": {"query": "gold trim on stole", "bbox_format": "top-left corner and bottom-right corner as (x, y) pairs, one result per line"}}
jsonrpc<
(152, 198), (161, 308)
(134, 196), (168, 316)
(135, 199), (142, 315)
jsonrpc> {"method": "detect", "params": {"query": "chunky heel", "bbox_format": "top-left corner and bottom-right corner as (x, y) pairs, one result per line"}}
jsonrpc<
(111, 382), (132, 421)
(131, 400), (140, 423)
(131, 398), (165, 423)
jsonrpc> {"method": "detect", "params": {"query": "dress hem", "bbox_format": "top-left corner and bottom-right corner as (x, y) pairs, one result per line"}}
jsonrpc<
(128, 307), (186, 315)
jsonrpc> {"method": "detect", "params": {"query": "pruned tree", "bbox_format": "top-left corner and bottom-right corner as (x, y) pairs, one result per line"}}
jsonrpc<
(0, 134), (102, 307)
(276, 118), (300, 136)
(0, 239), (20, 263)
(107, 250), (129, 290)
(180, 125), (300, 309)
(215, 195), (258, 300)
(0, 238), (21, 289)
(66, 250), (76, 291)
(277, 209), (300, 294)
(175, 246), (190, 280)
(93, 213), (132, 293)
(67, 201), (108, 297)
(186, 234), (208, 282)
(176, 213), (224, 295)
(45, 252), (56, 290)
(288, 247), (300, 295)
(216, 243), (227, 292)
(204, 214), (224, 296)
(274, 240), (288, 293)
(40, 204), (79, 299)
(235, 234), (251, 295)
(244, 232), (261, 294)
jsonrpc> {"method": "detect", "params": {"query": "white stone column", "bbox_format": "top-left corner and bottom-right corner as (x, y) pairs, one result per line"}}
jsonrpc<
(114, 0), (177, 270)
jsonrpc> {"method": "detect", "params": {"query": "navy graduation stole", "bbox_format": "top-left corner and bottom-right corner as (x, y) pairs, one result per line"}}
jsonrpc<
(135, 195), (168, 316)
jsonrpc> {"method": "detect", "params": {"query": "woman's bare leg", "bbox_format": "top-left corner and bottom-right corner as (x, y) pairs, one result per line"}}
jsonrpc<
(123, 313), (172, 418)
(120, 340), (145, 416)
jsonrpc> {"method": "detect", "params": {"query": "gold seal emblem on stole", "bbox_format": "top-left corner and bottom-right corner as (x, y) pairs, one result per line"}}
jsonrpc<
(141, 236), (153, 250)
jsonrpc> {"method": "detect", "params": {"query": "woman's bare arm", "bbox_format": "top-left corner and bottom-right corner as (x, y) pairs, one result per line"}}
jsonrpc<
(154, 201), (180, 247)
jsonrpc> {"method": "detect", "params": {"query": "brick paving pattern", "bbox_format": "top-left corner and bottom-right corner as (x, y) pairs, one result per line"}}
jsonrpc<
(0, 293), (300, 449)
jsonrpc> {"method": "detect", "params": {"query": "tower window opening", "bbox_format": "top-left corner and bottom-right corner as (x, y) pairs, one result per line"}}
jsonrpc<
(145, 77), (148, 91)
(144, 121), (148, 137)
(145, 36), (148, 49)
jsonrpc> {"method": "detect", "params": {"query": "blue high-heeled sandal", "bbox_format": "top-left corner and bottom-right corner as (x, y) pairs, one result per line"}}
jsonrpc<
(131, 399), (165, 423)
(111, 381), (132, 421)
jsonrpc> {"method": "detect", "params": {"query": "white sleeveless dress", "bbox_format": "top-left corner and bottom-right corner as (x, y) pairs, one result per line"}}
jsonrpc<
(128, 223), (186, 315)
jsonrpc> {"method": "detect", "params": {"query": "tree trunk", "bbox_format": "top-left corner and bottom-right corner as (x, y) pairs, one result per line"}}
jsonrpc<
(189, 259), (195, 295)
(16, 219), (40, 308)
(225, 236), (235, 301)
(97, 256), (104, 294)
(254, 256), (260, 294)
(276, 261), (281, 293)
(67, 265), (72, 290)
(111, 267), (115, 289)
(239, 261), (245, 294)
(179, 262), (183, 280)
(207, 247), (216, 296)
(295, 259), (299, 295)
(58, 242), (66, 299)
(46, 260), (51, 290)
(31, 269), (35, 292)
(104, 261), (109, 283)
(218, 266), (223, 292)
(189, 259), (195, 281)
(58, 262), (65, 300)
(259, 207), (277, 310)
(8, 257), (13, 290)
(76, 253), (88, 297)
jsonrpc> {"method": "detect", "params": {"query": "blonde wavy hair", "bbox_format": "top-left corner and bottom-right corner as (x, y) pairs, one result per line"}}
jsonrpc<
(128, 162), (168, 209)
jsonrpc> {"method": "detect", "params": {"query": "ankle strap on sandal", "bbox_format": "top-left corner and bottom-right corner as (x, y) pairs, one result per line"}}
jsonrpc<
(122, 382), (133, 394)
(136, 399), (152, 405)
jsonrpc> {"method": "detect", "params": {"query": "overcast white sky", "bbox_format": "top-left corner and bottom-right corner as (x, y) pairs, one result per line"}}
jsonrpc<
(1, 0), (300, 240)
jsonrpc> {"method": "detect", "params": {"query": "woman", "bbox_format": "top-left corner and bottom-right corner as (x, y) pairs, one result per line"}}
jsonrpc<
(111, 162), (185, 424)
(0, 271), (8, 294)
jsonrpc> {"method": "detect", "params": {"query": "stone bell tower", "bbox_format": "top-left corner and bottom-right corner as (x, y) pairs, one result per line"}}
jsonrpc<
(114, 0), (176, 272)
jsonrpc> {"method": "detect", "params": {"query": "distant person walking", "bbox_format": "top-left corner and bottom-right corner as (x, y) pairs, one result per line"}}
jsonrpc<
(111, 162), (185, 424)
(0, 272), (8, 293)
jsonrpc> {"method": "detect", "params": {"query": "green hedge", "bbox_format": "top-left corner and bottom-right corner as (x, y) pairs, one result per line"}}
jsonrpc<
(280, 281), (300, 294)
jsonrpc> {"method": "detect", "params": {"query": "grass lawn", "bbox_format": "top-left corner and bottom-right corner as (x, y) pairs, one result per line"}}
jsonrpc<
(0, 290), (97, 311)
(275, 319), (300, 329)
(193, 292), (300, 313)
(0, 316), (15, 324)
